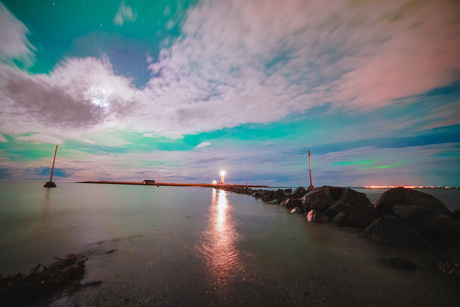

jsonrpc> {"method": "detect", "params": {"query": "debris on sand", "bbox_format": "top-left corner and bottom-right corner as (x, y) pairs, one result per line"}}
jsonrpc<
(0, 254), (100, 306)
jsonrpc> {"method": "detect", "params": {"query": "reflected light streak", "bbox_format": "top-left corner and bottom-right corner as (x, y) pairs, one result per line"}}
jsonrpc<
(200, 188), (240, 292)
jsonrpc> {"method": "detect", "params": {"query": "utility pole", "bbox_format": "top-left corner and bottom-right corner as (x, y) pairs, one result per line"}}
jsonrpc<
(44, 145), (58, 188)
(308, 150), (314, 191)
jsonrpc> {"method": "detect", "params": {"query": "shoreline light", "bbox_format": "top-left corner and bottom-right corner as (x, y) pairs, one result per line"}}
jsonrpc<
(363, 185), (454, 189)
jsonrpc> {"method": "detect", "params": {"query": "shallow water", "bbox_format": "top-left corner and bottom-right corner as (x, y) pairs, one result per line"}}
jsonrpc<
(1, 182), (459, 306)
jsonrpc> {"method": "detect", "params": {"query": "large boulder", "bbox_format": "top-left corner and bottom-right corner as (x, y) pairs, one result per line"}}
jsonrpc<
(325, 200), (359, 219)
(273, 189), (287, 202)
(332, 211), (348, 226)
(289, 187), (308, 199)
(362, 215), (433, 251)
(380, 257), (417, 272)
(374, 188), (450, 216)
(306, 210), (329, 223)
(253, 191), (263, 198)
(392, 206), (460, 238)
(435, 232), (460, 251)
(261, 190), (275, 202)
(340, 188), (373, 209)
(302, 187), (332, 212)
(347, 205), (376, 228)
(234, 187), (245, 194)
(439, 247), (460, 284)
(452, 208), (460, 222)
(325, 186), (346, 201)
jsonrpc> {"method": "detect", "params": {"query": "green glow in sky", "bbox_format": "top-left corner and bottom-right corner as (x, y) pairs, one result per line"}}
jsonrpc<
(0, 0), (459, 186)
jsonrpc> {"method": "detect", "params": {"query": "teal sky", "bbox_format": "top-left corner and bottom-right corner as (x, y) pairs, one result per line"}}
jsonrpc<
(0, 0), (459, 187)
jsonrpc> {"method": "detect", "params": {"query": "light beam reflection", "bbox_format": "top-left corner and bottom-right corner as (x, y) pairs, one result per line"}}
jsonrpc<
(200, 188), (241, 293)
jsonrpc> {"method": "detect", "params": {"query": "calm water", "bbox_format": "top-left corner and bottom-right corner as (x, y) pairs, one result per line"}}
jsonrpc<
(1, 181), (459, 306)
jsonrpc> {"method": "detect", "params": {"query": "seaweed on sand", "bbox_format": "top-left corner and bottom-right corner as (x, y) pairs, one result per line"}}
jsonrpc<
(0, 254), (100, 306)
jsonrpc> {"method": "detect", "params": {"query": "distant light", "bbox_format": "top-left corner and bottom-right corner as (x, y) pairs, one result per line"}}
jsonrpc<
(212, 180), (217, 185)
(220, 170), (226, 176)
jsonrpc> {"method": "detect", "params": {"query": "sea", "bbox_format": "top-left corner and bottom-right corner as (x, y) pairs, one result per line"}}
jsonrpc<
(0, 181), (459, 306)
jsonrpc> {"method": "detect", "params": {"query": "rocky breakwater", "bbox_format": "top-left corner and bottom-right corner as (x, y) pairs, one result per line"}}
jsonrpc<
(219, 185), (460, 285)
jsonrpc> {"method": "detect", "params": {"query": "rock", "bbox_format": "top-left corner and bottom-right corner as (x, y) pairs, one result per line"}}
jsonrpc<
(381, 257), (417, 271)
(302, 187), (332, 212)
(362, 215), (433, 251)
(374, 187), (450, 216)
(253, 191), (263, 198)
(332, 211), (348, 226)
(282, 198), (303, 209)
(325, 200), (359, 219)
(291, 207), (303, 214)
(435, 232), (460, 251)
(452, 208), (460, 222)
(340, 188), (373, 209)
(290, 187), (308, 199)
(233, 187), (244, 194)
(267, 199), (280, 204)
(273, 189), (287, 202)
(347, 205), (376, 228)
(392, 205), (460, 237)
(284, 188), (292, 194)
(325, 186), (346, 201)
(439, 247), (460, 284)
(261, 190), (275, 202)
(306, 210), (329, 223)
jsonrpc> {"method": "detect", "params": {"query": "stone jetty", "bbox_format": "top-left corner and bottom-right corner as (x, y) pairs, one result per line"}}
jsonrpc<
(218, 185), (460, 285)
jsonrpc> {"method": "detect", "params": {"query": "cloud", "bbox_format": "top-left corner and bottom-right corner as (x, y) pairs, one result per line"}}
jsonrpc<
(0, 57), (139, 136)
(0, 134), (7, 142)
(113, 1), (136, 26)
(145, 0), (460, 130)
(0, 0), (459, 141)
(17, 134), (63, 144)
(332, 0), (460, 109)
(195, 141), (211, 148)
(0, 2), (35, 66)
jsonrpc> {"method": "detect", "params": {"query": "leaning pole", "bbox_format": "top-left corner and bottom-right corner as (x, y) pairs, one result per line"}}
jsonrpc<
(44, 145), (58, 188)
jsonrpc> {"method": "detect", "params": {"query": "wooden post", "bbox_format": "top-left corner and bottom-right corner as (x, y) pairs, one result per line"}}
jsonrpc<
(49, 145), (58, 182)
(308, 150), (314, 190)
(44, 145), (58, 188)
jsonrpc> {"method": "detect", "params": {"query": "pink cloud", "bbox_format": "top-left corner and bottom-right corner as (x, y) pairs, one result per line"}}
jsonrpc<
(334, 0), (460, 109)
(0, 3), (35, 65)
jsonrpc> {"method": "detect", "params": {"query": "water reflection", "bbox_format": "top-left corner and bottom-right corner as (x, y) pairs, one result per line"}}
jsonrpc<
(42, 187), (51, 216)
(200, 189), (240, 291)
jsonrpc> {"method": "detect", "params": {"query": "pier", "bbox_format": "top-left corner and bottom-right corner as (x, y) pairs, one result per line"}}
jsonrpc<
(77, 181), (269, 188)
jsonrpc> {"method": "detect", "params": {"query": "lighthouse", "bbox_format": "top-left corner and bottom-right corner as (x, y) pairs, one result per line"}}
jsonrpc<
(220, 170), (226, 185)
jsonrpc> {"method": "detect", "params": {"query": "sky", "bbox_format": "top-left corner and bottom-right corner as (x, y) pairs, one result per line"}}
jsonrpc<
(0, 0), (459, 187)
